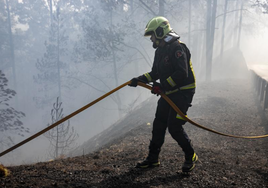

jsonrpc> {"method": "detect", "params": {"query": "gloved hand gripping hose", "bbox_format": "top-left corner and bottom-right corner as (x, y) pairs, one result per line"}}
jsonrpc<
(1, 81), (268, 158)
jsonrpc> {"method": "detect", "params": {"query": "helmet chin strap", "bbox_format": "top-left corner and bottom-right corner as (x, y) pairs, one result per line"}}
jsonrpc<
(153, 40), (160, 49)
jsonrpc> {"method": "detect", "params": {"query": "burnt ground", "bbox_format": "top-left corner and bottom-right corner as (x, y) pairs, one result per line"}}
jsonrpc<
(1, 78), (268, 188)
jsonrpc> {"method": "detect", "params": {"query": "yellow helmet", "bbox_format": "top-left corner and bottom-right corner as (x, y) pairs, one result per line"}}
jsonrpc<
(144, 16), (172, 39)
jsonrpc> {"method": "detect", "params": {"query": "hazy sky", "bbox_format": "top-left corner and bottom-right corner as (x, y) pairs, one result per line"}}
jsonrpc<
(241, 27), (268, 65)
(240, 7), (268, 65)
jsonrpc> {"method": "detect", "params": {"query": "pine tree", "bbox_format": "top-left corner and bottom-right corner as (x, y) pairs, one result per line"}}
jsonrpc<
(0, 70), (29, 148)
(34, 7), (68, 108)
(45, 97), (78, 159)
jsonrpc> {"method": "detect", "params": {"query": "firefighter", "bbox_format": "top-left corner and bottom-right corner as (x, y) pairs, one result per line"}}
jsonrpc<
(128, 16), (198, 173)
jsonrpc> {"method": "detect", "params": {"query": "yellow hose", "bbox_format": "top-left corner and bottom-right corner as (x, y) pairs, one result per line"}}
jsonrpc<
(0, 81), (130, 158)
(138, 82), (268, 139)
(0, 81), (267, 158)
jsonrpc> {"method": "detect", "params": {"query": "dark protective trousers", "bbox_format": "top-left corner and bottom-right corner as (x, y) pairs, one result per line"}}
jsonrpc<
(150, 89), (195, 158)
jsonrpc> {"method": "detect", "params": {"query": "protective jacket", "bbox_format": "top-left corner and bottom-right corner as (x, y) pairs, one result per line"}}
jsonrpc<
(139, 36), (195, 95)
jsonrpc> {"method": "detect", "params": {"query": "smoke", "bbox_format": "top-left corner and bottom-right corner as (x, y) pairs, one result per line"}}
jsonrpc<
(1, 0), (268, 166)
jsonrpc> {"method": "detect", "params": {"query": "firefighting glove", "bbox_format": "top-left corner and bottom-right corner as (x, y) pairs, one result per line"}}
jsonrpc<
(151, 82), (164, 96)
(128, 77), (139, 87)
(129, 76), (148, 87)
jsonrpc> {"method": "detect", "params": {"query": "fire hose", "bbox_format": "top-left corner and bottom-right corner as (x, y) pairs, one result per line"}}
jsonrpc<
(1, 81), (268, 158)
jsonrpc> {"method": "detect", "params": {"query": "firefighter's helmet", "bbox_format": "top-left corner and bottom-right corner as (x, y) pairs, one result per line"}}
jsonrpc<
(144, 16), (172, 39)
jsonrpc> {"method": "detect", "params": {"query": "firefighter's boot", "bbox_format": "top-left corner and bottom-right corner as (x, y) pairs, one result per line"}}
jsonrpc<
(136, 142), (160, 169)
(182, 153), (198, 173)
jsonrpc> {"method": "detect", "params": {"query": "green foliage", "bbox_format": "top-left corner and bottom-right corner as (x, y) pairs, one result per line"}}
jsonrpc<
(73, 1), (127, 63)
(0, 1), (11, 71)
(78, 20), (126, 62)
(34, 7), (68, 108)
(0, 70), (28, 136)
(254, 0), (268, 13)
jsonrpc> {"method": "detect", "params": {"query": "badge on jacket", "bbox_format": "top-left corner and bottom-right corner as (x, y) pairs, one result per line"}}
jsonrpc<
(175, 50), (183, 58)
(164, 56), (169, 65)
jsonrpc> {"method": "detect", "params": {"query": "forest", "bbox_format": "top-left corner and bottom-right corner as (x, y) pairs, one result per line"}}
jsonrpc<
(1, 0), (268, 165)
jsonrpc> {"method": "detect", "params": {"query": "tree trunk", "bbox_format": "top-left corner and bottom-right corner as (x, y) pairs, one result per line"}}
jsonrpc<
(206, 0), (217, 82)
(188, 0), (192, 48)
(159, 0), (165, 16)
(55, 104), (60, 159)
(56, 126), (59, 158)
(5, 0), (17, 92)
(200, 28), (206, 78)
(56, 8), (62, 101)
(110, 10), (122, 118)
(210, 0), (217, 50)
(220, 0), (228, 64)
(191, 22), (200, 71)
(206, 0), (212, 82)
(49, 0), (53, 26)
(232, 0), (239, 48)
(237, 0), (244, 49)
(130, 0), (133, 13)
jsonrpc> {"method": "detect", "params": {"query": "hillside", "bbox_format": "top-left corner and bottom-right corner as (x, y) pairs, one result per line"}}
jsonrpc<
(1, 77), (268, 188)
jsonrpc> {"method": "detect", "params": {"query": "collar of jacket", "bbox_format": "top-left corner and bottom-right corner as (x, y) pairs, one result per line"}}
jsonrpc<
(163, 31), (180, 44)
